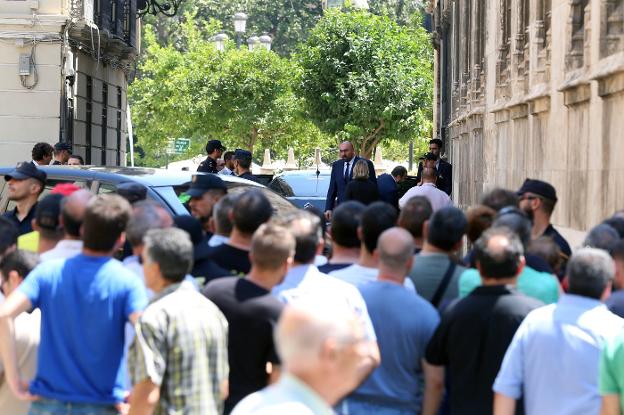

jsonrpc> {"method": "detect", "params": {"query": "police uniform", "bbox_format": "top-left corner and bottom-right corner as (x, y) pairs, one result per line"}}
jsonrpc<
(238, 171), (259, 183)
(2, 161), (47, 236)
(197, 139), (226, 174)
(233, 149), (259, 183)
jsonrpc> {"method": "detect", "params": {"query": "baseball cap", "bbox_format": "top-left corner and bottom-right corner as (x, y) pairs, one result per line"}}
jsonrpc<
(54, 142), (72, 153)
(234, 149), (252, 160)
(116, 182), (148, 204)
(35, 193), (63, 231)
(184, 174), (227, 198)
(517, 179), (558, 202)
(206, 140), (226, 154)
(4, 161), (47, 184)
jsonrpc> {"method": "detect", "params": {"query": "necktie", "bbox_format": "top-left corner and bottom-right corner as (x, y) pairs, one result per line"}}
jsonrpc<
(344, 161), (350, 183)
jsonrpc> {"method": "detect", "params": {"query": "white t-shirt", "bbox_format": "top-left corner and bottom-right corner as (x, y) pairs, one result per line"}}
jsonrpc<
(330, 264), (416, 292)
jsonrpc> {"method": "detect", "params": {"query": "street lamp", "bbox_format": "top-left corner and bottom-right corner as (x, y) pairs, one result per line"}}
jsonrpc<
(247, 36), (260, 51)
(233, 12), (248, 48)
(259, 34), (272, 51)
(213, 33), (229, 52)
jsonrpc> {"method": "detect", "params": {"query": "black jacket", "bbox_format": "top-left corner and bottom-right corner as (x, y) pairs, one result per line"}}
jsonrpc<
(345, 178), (380, 206)
(325, 157), (376, 211)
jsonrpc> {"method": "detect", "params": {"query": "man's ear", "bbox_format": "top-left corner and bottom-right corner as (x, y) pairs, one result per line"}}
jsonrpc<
(422, 221), (429, 240)
(8, 270), (24, 289)
(357, 226), (364, 243)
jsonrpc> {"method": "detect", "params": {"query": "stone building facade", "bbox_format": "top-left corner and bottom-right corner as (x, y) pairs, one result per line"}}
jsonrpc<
(0, 0), (138, 165)
(432, 0), (624, 241)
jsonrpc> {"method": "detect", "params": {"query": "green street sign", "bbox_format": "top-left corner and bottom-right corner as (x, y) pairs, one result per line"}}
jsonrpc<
(167, 138), (191, 155)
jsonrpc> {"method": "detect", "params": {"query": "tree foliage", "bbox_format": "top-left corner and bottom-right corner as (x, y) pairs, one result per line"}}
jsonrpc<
(129, 17), (329, 167)
(296, 9), (433, 158)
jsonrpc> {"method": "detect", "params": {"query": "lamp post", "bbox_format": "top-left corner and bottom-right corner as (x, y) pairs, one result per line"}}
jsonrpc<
(247, 36), (260, 51)
(213, 33), (229, 52)
(233, 12), (248, 49)
(259, 34), (272, 51)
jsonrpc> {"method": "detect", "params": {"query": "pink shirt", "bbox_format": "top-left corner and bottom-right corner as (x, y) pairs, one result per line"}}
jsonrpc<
(399, 183), (453, 211)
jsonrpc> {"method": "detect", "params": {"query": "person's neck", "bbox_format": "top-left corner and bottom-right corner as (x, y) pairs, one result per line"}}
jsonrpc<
(531, 214), (550, 239)
(413, 238), (424, 250)
(377, 271), (405, 285)
(422, 180), (436, 186)
(38, 238), (60, 254)
(422, 242), (450, 255)
(237, 168), (250, 176)
(481, 277), (516, 286)
(357, 247), (377, 269)
(152, 278), (175, 294)
(34, 160), (46, 166)
(82, 247), (114, 257)
(63, 234), (82, 241)
(15, 198), (37, 220)
(208, 153), (218, 160)
(330, 245), (359, 264)
(227, 229), (252, 250)
(291, 371), (343, 407)
(247, 268), (281, 291)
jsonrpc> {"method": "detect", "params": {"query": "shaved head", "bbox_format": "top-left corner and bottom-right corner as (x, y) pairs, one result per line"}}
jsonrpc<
(422, 167), (437, 183)
(377, 227), (414, 274)
(339, 141), (355, 160)
(61, 189), (93, 238)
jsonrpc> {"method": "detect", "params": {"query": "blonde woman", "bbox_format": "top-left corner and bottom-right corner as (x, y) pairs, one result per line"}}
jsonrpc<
(345, 159), (380, 205)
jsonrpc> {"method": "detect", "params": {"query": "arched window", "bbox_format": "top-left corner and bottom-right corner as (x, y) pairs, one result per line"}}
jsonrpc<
(566, 0), (590, 71)
(601, 0), (623, 58)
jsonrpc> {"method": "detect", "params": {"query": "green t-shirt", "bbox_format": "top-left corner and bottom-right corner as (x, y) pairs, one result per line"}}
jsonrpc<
(600, 331), (624, 410)
(458, 267), (559, 304)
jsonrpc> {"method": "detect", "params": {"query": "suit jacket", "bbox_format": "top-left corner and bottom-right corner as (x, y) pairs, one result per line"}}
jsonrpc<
(377, 173), (399, 209)
(325, 157), (376, 211)
(416, 159), (453, 196)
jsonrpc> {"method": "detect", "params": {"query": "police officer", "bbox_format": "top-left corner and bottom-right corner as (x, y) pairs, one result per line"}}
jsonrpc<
(51, 142), (72, 165)
(197, 140), (226, 174)
(2, 162), (47, 235)
(233, 149), (258, 183)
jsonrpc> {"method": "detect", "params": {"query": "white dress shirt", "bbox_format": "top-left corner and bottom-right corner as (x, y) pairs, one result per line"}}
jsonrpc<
(40, 240), (83, 262)
(399, 183), (453, 211)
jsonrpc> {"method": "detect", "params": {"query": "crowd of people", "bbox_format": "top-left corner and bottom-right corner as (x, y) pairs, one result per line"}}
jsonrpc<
(2, 138), (624, 415)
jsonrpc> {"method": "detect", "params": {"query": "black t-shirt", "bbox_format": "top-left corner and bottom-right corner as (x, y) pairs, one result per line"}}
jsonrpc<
(425, 285), (543, 415)
(206, 244), (251, 276)
(192, 257), (233, 284)
(238, 171), (260, 183)
(2, 203), (37, 236)
(203, 277), (284, 413)
(318, 263), (351, 274)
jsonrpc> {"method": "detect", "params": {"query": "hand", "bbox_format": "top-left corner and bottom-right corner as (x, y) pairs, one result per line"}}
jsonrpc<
(324, 210), (332, 221)
(9, 377), (37, 401)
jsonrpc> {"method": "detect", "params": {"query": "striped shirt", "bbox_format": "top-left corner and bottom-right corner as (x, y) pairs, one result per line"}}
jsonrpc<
(129, 282), (229, 415)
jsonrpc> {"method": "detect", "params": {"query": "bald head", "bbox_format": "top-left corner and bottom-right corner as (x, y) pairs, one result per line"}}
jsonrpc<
(474, 227), (524, 280)
(377, 227), (414, 278)
(339, 141), (355, 160)
(275, 300), (362, 372)
(61, 189), (93, 238)
(422, 167), (437, 183)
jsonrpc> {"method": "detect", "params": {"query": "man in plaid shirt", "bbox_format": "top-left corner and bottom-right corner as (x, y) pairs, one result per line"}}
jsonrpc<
(128, 228), (229, 415)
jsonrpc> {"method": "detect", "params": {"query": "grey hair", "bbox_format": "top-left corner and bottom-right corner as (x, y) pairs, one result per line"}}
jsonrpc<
(143, 228), (193, 282)
(126, 201), (168, 247)
(567, 247), (615, 299)
(212, 194), (236, 236)
(583, 224), (620, 253)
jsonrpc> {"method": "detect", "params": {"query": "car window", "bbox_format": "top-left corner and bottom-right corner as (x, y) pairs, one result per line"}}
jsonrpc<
(5, 178), (90, 213)
(97, 183), (117, 194)
(269, 174), (330, 198)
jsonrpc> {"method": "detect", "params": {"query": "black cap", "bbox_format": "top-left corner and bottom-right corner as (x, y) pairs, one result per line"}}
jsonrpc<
(4, 161), (47, 184)
(420, 152), (437, 161)
(35, 193), (63, 231)
(54, 142), (72, 153)
(116, 182), (148, 204)
(234, 149), (252, 160)
(184, 174), (227, 198)
(517, 179), (558, 202)
(206, 140), (226, 154)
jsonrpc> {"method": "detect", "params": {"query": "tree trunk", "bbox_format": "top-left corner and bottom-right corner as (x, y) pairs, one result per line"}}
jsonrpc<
(359, 119), (385, 159)
(247, 127), (259, 152)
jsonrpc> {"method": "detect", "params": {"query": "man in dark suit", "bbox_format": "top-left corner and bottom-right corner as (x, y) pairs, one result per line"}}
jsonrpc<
(324, 141), (376, 221)
(377, 166), (407, 210)
(416, 138), (452, 196)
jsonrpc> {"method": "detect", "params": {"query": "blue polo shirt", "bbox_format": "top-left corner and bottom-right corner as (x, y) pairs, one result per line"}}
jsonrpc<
(19, 254), (148, 404)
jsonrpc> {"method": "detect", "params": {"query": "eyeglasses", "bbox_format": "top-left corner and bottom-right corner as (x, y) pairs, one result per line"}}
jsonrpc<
(519, 195), (540, 202)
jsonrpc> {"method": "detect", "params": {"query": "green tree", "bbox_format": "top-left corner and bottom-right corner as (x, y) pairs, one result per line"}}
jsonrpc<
(296, 9), (433, 158)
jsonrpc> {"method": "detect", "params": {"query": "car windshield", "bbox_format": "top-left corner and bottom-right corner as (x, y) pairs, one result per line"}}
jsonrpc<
(269, 173), (330, 198)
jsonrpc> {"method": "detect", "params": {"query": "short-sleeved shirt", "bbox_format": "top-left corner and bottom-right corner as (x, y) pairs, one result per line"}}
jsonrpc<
(205, 244), (251, 277)
(408, 253), (465, 304)
(129, 282), (229, 415)
(600, 331), (624, 410)
(426, 285), (542, 415)
(355, 281), (439, 411)
(18, 254), (148, 404)
(3, 203), (37, 236)
(203, 277), (284, 413)
(493, 295), (624, 415)
(330, 264), (416, 292)
(459, 266), (560, 304)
